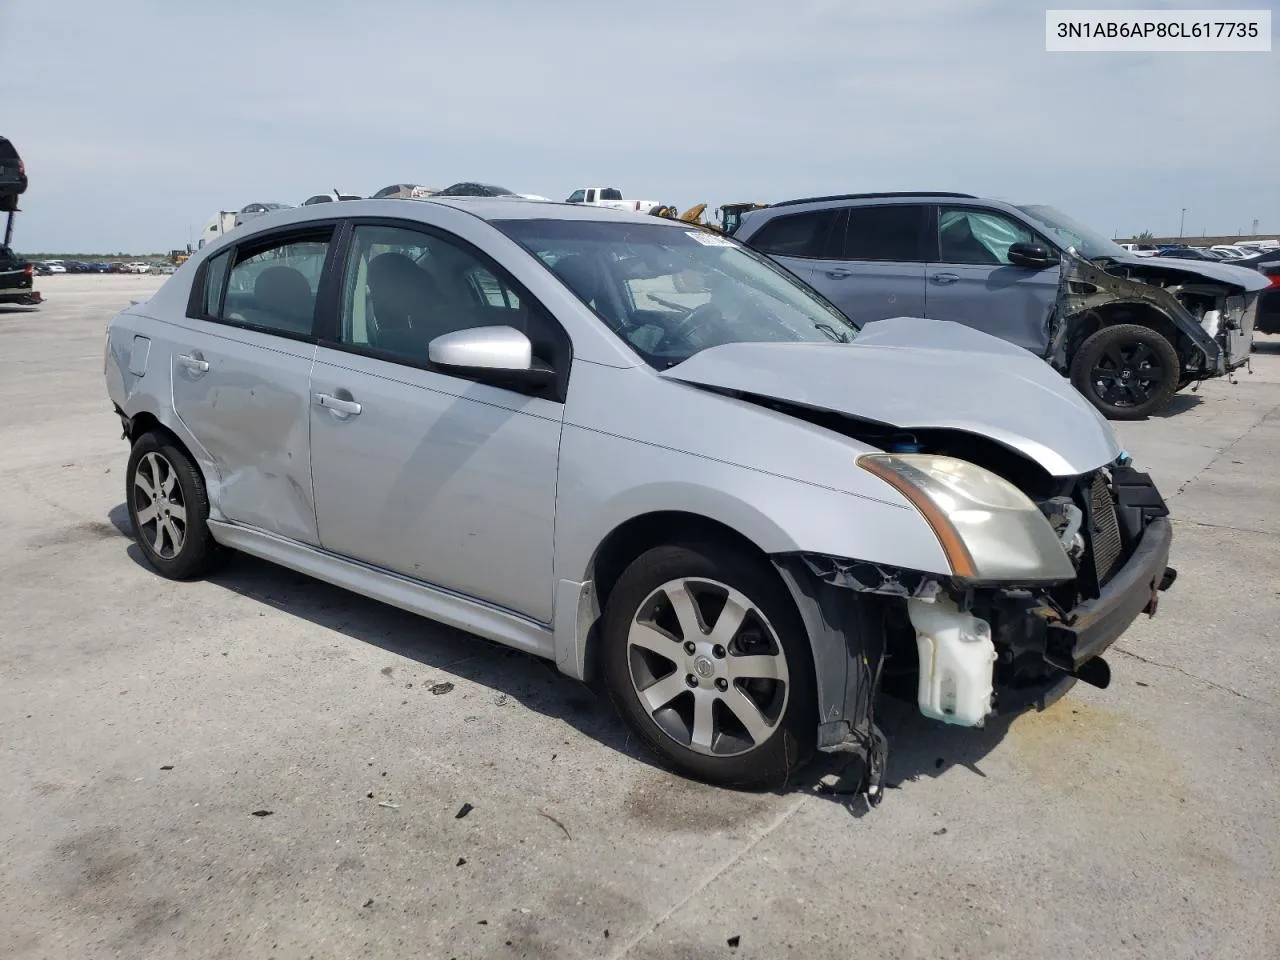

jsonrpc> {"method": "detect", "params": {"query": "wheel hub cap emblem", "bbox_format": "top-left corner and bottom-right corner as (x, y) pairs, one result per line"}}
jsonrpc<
(693, 656), (715, 679)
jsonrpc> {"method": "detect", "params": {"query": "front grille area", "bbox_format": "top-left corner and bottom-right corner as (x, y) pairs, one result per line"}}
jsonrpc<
(1090, 472), (1124, 585)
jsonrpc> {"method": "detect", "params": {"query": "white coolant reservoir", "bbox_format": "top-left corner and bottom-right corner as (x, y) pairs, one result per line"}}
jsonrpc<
(1201, 308), (1222, 338)
(908, 597), (997, 727)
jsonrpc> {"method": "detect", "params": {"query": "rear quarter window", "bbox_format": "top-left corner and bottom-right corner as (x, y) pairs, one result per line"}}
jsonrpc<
(747, 210), (842, 259)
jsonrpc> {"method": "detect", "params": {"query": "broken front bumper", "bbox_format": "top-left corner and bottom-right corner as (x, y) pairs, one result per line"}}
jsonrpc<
(1043, 516), (1173, 671)
(989, 514), (1174, 714)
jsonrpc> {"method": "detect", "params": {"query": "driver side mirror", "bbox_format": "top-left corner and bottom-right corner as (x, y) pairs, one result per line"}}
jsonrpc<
(1007, 242), (1058, 269)
(428, 325), (555, 390)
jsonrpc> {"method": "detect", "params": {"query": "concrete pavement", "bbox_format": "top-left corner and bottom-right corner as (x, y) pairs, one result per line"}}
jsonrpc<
(1, 275), (1276, 959)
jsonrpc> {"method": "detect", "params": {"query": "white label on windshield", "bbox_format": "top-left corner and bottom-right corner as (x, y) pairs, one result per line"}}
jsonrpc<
(685, 230), (736, 247)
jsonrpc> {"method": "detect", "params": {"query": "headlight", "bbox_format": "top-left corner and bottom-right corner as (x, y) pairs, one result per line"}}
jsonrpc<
(859, 453), (1076, 583)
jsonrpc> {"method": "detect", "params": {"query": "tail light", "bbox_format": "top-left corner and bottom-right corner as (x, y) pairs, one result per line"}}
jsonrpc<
(635, 201), (641, 211)
(23, 264), (31, 277)
(17, 159), (24, 177)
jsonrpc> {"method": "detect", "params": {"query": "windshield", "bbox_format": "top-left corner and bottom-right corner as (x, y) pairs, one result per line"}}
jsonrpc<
(1014, 204), (1129, 260)
(494, 219), (857, 368)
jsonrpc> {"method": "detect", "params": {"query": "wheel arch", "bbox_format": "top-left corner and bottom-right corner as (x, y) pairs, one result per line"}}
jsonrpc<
(1068, 301), (1193, 373)
(555, 506), (793, 685)
(118, 401), (220, 495)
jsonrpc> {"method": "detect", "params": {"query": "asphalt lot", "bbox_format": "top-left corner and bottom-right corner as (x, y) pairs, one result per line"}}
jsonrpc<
(2, 274), (1277, 960)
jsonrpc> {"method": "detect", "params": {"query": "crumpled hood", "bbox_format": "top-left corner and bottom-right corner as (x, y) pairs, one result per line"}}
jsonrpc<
(1110, 252), (1271, 293)
(661, 317), (1121, 477)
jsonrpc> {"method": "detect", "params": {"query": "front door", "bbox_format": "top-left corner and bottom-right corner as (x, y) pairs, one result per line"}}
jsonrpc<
(308, 221), (566, 623)
(924, 206), (1061, 356)
(169, 226), (336, 544)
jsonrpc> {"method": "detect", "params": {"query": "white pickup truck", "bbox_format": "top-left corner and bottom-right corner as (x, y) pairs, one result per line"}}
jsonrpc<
(564, 186), (667, 215)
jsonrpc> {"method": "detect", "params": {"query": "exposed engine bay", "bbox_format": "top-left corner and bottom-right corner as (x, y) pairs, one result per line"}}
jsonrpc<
(1051, 251), (1259, 382)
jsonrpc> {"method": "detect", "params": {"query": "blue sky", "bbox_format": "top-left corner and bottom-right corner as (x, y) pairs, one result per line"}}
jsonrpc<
(2, 0), (1276, 252)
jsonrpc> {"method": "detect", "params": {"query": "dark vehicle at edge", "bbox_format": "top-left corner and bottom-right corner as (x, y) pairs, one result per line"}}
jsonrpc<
(0, 136), (27, 214)
(0, 244), (41, 306)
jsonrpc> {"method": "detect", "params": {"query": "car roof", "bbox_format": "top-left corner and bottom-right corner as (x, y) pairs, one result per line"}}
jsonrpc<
(225, 196), (686, 228)
(769, 191), (977, 209)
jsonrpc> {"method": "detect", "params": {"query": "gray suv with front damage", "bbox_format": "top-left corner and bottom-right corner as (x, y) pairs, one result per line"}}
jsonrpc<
(735, 192), (1269, 419)
(104, 198), (1175, 800)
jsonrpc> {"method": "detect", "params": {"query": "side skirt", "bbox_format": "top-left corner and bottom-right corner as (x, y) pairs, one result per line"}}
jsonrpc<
(207, 520), (556, 660)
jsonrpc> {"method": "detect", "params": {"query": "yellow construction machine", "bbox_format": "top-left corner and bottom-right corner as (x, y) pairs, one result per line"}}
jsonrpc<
(652, 201), (770, 235)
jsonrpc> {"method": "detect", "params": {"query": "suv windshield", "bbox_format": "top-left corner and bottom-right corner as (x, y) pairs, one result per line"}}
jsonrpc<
(1015, 204), (1129, 261)
(494, 219), (857, 368)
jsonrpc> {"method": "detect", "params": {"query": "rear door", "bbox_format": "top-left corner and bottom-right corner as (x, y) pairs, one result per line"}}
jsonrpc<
(169, 225), (338, 544)
(804, 203), (929, 325)
(924, 205), (1061, 355)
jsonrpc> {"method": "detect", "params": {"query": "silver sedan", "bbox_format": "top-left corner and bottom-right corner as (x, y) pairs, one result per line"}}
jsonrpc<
(104, 198), (1174, 797)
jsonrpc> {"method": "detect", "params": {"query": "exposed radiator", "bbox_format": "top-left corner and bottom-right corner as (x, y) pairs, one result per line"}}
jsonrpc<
(1090, 472), (1124, 585)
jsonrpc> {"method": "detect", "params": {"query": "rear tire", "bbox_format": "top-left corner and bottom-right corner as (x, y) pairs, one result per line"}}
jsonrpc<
(1070, 323), (1180, 420)
(125, 431), (222, 580)
(601, 542), (817, 790)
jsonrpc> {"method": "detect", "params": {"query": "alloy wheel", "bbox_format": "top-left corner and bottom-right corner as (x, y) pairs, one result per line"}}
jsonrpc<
(627, 577), (790, 757)
(1091, 341), (1164, 408)
(132, 451), (187, 560)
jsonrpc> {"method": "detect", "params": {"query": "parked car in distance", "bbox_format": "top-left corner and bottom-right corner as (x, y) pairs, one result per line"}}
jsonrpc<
(1117, 242), (1159, 257)
(1210, 244), (1252, 259)
(565, 186), (666, 215)
(1253, 264), (1280, 334)
(436, 182), (520, 198)
(371, 183), (437, 200)
(0, 136), (27, 212)
(1155, 246), (1218, 261)
(302, 190), (361, 205)
(735, 192), (1270, 419)
(103, 197), (1176, 797)
(234, 202), (294, 229)
(42, 260), (67, 274)
(0, 244), (41, 305)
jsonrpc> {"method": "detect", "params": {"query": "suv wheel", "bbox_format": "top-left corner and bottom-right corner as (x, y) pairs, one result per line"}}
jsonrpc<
(126, 431), (221, 580)
(1070, 323), (1180, 420)
(601, 542), (817, 789)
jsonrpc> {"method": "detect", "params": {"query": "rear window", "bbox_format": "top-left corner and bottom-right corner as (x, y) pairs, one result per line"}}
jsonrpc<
(0, 138), (17, 160)
(600, 188), (623, 201)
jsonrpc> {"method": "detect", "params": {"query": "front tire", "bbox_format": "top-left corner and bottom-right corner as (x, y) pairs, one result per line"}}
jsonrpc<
(601, 542), (817, 790)
(1070, 323), (1180, 420)
(125, 431), (221, 580)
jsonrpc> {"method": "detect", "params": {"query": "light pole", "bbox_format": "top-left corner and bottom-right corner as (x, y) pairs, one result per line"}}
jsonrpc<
(1179, 207), (1186, 239)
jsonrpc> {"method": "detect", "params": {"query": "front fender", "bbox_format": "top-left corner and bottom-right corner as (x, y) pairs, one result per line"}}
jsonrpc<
(553, 426), (950, 590)
(550, 423), (949, 687)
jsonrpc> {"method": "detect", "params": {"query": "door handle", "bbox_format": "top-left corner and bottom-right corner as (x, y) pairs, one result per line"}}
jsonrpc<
(825, 268), (854, 279)
(315, 392), (362, 418)
(930, 273), (960, 285)
(177, 353), (209, 373)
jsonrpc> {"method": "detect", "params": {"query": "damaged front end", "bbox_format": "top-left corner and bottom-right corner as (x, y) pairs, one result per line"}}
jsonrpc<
(1049, 249), (1257, 381)
(773, 456), (1175, 806)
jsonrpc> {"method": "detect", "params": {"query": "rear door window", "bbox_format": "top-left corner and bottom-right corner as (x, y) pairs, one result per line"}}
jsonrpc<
(217, 230), (333, 336)
(840, 205), (929, 261)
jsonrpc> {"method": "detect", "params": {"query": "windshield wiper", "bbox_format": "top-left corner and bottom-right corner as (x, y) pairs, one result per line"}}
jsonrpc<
(814, 322), (850, 343)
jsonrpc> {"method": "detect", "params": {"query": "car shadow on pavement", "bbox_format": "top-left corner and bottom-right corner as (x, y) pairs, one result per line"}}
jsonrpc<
(108, 502), (1010, 815)
(1151, 392), (1204, 418)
